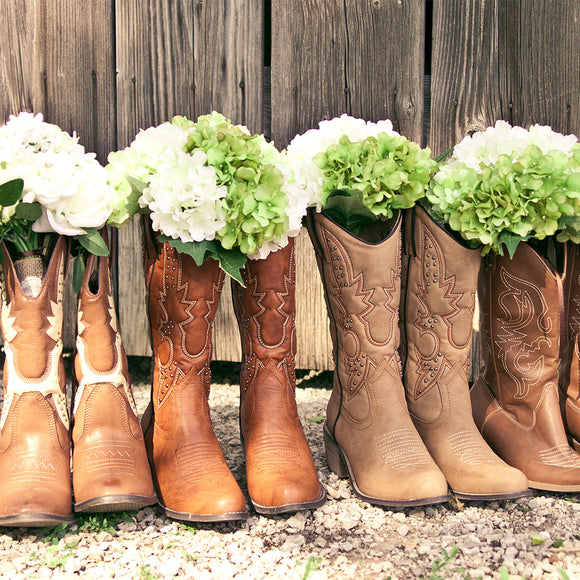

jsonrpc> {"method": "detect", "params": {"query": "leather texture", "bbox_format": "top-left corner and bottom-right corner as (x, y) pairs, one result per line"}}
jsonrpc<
(142, 229), (247, 521)
(72, 233), (156, 512)
(232, 239), (326, 514)
(307, 209), (449, 506)
(561, 243), (580, 449)
(471, 242), (580, 492)
(401, 206), (529, 499)
(0, 237), (73, 526)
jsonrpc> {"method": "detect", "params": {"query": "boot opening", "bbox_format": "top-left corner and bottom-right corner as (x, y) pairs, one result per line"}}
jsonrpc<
(357, 215), (398, 244)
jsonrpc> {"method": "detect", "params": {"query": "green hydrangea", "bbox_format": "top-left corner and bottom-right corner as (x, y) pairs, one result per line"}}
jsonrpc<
(314, 132), (437, 222)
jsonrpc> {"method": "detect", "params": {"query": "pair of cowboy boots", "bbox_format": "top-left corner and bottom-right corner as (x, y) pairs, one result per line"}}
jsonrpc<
(142, 228), (325, 522)
(306, 205), (529, 506)
(471, 241), (580, 491)
(0, 234), (155, 526)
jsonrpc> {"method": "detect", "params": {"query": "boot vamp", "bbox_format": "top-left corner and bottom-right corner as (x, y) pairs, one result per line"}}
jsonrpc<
(72, 383), (154, 502)
(241, 362), (322, 507)
(0, 392), (71, 518)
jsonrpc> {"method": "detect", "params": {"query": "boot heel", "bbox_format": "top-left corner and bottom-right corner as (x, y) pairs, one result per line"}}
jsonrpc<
(324, 425), (349, 478)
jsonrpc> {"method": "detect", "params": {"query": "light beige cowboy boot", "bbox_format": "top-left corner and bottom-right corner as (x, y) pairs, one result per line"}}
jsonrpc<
(142, 222), (248, 521)
(0, 236), (73, 526)
(306, 209), (449, 506)
(72, 230), (156, 512)
(401, 205), (529, 499)
(231, 239), (326, 514)
(471, 242), (580, 491)
(560, 242), (580, 450)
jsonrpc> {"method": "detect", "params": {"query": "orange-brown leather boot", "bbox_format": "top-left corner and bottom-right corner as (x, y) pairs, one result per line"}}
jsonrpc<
(306, 209), (449, 507)
(142, 226), (248, 522)
(0, 236), (73, 526)
(231, 239), (326, 514)
(72, 231), (156, 512)
(560, 242), (580, 451)
(471, 242), (580, 491)
(401, 206), (529, 500)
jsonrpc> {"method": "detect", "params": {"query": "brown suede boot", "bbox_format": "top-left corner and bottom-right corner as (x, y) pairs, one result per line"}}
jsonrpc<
(471, 242), (580, 492)
(561, 243), (580, 450)
(401, 206), (529, 500)
(142, 226), (248, 521)
(72, 231), (157, 512)
(0, 236), (73, 526)
(307, 209), (449, 507)
(231, 239), (326, 514)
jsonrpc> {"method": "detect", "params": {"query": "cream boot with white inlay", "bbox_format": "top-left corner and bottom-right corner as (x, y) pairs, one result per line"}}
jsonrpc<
(72, 231), (156, 512)
(0, 236), (73, 527)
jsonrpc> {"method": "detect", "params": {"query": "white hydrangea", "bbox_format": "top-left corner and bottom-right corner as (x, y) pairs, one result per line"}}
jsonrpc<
(449, 120), (578, 172)
(141, 149), (227, 244)
(0, 112), (114, 235)
(284, 114), (399, 210)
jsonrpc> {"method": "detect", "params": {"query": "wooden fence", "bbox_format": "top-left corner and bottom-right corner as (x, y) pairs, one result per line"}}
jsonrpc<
(0, 0), (578, 373)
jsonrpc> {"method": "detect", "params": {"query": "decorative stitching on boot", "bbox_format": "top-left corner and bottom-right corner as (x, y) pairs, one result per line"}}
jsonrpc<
(374, 429), (432, 469)
(447, 431), (497, 465)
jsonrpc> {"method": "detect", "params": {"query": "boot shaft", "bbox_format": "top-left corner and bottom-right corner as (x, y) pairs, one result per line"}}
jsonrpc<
(401, 205), (480, 417)
(479, 242), (564, 424)
(562, 243), (580, 403)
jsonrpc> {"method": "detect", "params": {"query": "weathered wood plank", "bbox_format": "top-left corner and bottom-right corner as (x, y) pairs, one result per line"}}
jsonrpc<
(271, 0), (426, 370)
(115, 0), (263, 361)
(0, 0), (116, 350)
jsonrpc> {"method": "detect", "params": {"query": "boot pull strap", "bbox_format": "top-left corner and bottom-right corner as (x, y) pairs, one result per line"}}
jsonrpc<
(557, 244), (568, 360)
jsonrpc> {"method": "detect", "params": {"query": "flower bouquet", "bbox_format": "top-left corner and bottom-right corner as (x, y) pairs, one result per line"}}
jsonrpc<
(282, 113), (438, 236)
(0, 112), (113, 294)
(106, 112), (306, 283)
(426, 120), (580, 258)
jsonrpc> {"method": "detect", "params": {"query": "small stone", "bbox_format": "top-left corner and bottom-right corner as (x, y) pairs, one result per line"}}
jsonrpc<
(157, 559), (180, 577)
(287, 512), (307, 531)
(397, 524), (410, 537)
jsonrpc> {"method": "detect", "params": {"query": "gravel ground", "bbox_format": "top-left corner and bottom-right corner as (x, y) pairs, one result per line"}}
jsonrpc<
(0, 357), (579, 580)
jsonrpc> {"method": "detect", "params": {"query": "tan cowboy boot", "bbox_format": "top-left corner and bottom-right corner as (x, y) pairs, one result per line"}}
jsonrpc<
(142, 224), (248, 521)
(471, 242), (580, 491)
(401, 206), (529, 499)
(231, 240), (326, 514)
(0, 236), (73, 526)
(561, 243), (580, 450)
(306, 209), (449, 506)
(72, 230), (156, 512)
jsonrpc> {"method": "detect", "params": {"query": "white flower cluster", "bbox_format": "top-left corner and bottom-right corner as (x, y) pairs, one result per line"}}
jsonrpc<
(439, 120), (578, 177)
(282, 114), (399, 210)
(0, 112), (114, 235)
(107, 121), (227, 245)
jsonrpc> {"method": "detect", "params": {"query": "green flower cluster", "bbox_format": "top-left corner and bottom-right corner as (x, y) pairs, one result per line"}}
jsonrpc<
(428, 143), (580, 256)
(314, 133), (438, 220)
(175, 112), (289, 256)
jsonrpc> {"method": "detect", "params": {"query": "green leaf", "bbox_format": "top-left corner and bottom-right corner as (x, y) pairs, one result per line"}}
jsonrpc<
(160, 236), (247, 285)
(498, 231), (529, 259)
(323, 189), (379, 235)
(76, 228), (109, 257)
(72, 254), (86, 294)
(15, 202), (42, 221)
(0, 178), (24, 206)
(529, 532), (546, 546)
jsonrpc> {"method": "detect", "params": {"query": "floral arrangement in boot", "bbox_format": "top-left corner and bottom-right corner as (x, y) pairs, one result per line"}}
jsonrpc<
(0, 112), (114, 293)
(426, 120), (580, 257)
(106, 111), (307, 283)
(282, 113), (438, 235)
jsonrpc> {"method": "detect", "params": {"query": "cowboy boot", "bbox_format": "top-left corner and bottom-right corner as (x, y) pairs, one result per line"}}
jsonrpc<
(561, 243), (580, 450)
(401, 206), (529, 499)
(471, 242), (580, 491)
(142, 224), (248, 521)
(0, 236), (73, 526)
(72, 230), (157, 512)
(231, 239), (326, 514)
(306, 209), (449, 506)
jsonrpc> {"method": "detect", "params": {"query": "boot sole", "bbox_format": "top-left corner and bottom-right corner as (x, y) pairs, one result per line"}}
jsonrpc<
(528, 480), (580, 493)
(74, 494), (158, 513)
(160, 503), (250, 523)
(452, 489), (532, 501)
(251, 487), (327, 515)
(0, 512), (74, 528)
(324, 424), (451, 507)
